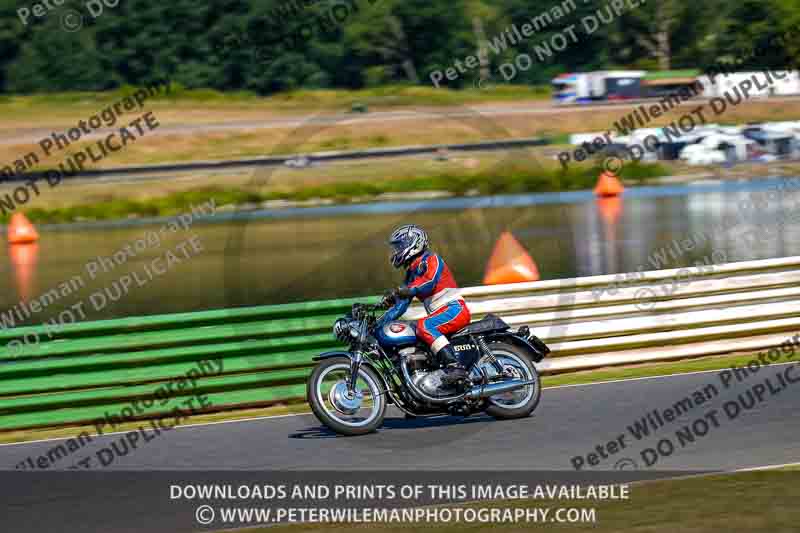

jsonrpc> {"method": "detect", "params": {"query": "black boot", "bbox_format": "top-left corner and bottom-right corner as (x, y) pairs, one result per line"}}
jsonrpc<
(438, 344), (467, 385)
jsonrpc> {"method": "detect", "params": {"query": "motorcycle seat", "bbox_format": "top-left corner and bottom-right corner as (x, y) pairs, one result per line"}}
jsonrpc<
(454, 314), (509, 336)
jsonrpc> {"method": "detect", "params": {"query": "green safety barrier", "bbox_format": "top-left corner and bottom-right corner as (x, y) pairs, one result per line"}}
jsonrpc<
(0, 296), (376, 432)
(4, 254), (797, 433)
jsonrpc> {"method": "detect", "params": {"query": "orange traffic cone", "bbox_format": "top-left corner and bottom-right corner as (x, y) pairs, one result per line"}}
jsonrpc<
(8, 213), (39, 244)
(482, 231), (540, 285)
(594, 171), (624, 197)
(10, 241), (37, 301)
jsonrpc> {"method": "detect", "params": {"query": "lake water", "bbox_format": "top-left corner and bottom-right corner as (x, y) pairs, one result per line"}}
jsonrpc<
(1, 176), (799, 327)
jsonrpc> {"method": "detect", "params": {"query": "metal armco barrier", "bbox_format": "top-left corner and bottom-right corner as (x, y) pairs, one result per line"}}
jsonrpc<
(1, 256), (798, 432)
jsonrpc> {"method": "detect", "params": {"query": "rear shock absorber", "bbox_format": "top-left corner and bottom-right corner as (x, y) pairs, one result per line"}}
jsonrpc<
(474, 335), (504, 374)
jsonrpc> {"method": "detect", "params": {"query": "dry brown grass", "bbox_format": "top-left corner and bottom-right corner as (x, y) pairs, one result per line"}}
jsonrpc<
(3, 98), (800, 175)
(1, 97), (799, 213)
(0, 84), (551, 131)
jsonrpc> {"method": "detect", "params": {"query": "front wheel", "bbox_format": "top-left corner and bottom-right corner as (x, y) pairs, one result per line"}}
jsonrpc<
(481, 342), (542, 420)
(307, 357), (387, 436)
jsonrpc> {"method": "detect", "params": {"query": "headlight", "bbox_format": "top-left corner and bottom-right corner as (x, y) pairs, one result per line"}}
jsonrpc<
(333, 318), (350, 342)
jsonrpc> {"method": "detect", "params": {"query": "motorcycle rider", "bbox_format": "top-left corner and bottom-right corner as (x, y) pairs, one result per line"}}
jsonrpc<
(378, 224), (472, 385)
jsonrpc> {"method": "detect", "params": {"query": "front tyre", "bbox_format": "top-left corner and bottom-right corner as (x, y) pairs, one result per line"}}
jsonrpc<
(482, 342), (542, 420)
(307, 357), (387, 436)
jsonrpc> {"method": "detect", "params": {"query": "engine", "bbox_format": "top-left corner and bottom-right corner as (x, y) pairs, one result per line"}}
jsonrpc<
(399, 347), (430, 372)
(413, 369), (453, 396)
(400, 347), (457, 397)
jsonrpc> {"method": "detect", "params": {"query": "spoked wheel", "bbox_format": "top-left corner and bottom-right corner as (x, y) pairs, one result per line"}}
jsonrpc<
(307, 357), (386, 436)
(481, 342), (541, 419)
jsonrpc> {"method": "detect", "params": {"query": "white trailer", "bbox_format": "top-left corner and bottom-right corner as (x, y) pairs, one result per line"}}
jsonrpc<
(553, 70), (645, 104)
(588, 70), (646, 99)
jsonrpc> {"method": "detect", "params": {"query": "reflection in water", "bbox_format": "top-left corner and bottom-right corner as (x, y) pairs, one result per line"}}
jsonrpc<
(1, 178), (799, 325)
(592, 196), (624, 277)
(8, 243), (38, 302)
(597, 197), (622, 226)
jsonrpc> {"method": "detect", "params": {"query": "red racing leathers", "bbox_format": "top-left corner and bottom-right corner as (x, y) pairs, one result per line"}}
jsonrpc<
(380, 251), (471, 354)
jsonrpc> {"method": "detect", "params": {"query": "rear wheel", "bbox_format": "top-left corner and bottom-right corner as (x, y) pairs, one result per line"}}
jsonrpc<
(307, 357), (387, 436)
(482, 342), (541, 419)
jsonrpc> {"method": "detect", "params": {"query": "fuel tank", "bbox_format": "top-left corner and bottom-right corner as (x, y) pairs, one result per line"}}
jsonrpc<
(378, 321), (417, 347)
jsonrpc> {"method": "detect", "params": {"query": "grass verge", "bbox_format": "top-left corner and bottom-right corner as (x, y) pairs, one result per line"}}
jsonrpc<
(0, 350), (782, 446)
(4, 158), (666, 224)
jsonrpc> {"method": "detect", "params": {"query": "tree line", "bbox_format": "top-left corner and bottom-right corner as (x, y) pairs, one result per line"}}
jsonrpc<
(0, 0), (797, 94)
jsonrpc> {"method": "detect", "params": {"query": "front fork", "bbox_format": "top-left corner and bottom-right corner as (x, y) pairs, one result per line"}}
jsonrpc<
(347, 319), (370, 394)
(346, 350), (364, 394)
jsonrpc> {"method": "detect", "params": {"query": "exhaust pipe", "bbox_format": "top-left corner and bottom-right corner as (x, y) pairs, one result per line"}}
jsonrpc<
(465, 379), (535, 400)
(399, 358), (535, 404)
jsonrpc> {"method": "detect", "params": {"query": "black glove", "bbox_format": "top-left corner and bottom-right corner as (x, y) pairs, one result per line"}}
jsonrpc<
(380, 291), (396, 308)
(395, 286), (412, 299)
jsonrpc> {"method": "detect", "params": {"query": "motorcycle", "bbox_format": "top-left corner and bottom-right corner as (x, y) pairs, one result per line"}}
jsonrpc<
(306, 301), (550, 436)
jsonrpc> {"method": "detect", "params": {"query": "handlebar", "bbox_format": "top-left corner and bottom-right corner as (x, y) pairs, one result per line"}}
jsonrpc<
(351, 302), (385, 318)
(351, 302), (390, 331)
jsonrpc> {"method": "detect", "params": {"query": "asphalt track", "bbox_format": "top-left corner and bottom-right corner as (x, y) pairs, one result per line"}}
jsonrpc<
(1, 365), (798, 532)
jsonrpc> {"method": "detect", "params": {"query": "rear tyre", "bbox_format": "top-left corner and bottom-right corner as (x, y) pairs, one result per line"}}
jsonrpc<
(307, 357), (386, 436)
(482, 342), (541, 420)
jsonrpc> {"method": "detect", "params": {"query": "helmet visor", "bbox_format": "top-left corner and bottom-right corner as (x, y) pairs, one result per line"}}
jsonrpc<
(389, 237), (408, 267)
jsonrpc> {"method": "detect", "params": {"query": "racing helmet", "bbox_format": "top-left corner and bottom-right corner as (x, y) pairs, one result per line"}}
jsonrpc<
(388, 225), (429, 269)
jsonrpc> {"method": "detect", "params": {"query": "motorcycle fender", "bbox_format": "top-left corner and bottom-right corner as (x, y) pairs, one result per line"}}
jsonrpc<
(484, 333), (548, 362)
(312, 350), (354, 362)
(311, 351), (393, 402)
